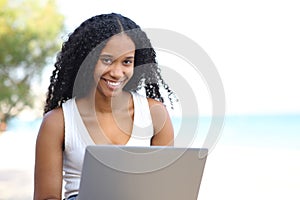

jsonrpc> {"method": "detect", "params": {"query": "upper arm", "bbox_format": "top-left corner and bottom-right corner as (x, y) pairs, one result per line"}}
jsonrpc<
(148, 98), (174, 146)
(34, 108), (65, 200)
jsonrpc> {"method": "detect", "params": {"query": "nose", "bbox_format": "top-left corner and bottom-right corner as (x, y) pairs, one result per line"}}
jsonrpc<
(109, 63), (124, 79)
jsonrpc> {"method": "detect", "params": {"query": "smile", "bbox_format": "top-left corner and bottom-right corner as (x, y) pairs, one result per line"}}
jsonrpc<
(101, 78), (124, 89)
(107, 80), (121, 86)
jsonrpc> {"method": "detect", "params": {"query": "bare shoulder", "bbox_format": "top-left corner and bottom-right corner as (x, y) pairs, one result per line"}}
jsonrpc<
(147, 98), (174, 146)
(43, 108), (64, 123)
(146, 98), (169, 119)
(37, 108), (64, 144)
(147, 97), (165, 107)
(41, 108), (64, 131)
(147, 98), (171, 119)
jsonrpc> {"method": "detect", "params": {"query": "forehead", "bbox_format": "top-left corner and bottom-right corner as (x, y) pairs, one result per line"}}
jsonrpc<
(101, 34), (135, 57)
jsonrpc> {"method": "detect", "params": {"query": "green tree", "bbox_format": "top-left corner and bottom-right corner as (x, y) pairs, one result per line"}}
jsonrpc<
(0, 0), (64, 130)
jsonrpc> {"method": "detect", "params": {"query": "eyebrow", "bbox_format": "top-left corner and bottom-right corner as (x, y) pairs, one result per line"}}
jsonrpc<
(124, 56), (134, 59)
(99, 54), (134, 59)
(99, 54), (113, 58)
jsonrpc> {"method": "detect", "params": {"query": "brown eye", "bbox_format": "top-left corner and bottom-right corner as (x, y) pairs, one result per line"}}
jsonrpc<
(101, 58), (113, 65)
(123, 59), (134, 66)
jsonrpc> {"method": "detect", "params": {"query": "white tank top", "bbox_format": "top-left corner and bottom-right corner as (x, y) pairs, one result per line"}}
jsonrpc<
(62, 92), (154, 198)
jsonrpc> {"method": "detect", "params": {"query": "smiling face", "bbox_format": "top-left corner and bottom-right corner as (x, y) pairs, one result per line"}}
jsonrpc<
(93, 34), (135, 98)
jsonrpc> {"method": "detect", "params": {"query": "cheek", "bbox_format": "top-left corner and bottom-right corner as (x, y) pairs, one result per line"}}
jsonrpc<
(127, 67), (134, 79)
(93, 63), (107, 80)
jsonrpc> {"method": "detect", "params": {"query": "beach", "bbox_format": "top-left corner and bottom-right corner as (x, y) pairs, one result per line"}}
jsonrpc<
(200, 145), (300, 200)
(0, 115), (300, 199)
(0, 130), (36, 200)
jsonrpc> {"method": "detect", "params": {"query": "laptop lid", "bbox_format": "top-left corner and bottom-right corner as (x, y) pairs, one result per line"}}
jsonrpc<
(78, 145), (208, 200)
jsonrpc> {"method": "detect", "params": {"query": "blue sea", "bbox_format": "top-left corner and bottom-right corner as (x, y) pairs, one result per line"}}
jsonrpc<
(6, 114), (300, 150)
(171, 114), (300, 150)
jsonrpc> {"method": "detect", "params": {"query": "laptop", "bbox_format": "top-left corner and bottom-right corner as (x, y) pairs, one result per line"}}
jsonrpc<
(78, 145), (208, 200)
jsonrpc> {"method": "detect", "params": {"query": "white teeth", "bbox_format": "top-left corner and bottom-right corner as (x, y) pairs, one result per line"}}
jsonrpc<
(107, 80), (121, 86)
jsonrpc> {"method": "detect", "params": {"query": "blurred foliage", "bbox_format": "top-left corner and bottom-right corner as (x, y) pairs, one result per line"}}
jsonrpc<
(0, 0), (64, 124)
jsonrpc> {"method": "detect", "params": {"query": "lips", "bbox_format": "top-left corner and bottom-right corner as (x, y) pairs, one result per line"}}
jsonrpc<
(101, 78), (124, 90)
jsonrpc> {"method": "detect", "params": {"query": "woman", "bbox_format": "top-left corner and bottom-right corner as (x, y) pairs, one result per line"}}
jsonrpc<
(34, 13), (176, 200)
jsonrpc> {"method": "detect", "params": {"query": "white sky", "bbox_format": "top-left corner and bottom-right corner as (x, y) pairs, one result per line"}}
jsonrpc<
(55, 0), (300, 116)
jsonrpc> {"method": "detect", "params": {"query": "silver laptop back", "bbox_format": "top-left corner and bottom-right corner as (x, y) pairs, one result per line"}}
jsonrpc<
(78, 145), (208, 200)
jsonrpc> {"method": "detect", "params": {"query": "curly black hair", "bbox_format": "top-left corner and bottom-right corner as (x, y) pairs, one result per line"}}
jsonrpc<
(44, 13), (176, 114)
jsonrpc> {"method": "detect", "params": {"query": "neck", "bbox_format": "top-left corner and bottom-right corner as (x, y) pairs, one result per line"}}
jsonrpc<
(82, 90), (132, 114)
